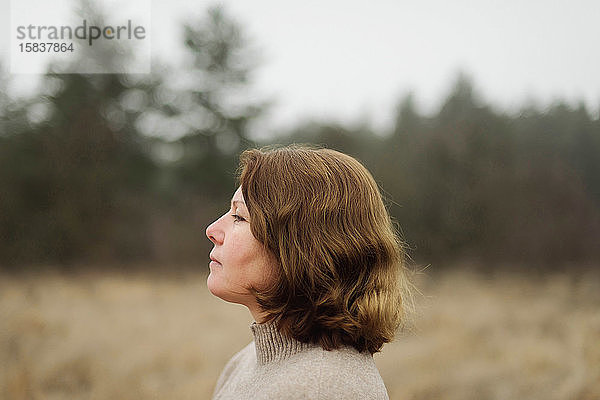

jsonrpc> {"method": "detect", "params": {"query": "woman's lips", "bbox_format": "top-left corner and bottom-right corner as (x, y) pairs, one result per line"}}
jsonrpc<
(209, 254), (222, 267)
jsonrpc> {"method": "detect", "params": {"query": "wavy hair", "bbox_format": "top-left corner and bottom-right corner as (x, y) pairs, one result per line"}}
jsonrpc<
(238, 144), (410, 354)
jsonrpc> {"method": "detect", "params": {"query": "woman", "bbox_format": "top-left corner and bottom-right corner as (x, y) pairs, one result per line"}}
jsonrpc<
(206, 144), (411, 400)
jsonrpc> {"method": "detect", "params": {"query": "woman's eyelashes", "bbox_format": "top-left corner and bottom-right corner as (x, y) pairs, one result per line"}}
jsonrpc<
(232, 213), (246, 222)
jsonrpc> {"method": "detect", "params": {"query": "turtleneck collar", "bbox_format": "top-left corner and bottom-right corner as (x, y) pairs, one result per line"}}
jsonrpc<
(250, 321), (314, 365)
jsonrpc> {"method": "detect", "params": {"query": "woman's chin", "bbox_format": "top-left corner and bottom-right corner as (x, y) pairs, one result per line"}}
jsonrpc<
(207, 275), (233, 302)
(206, 273), (222, 297)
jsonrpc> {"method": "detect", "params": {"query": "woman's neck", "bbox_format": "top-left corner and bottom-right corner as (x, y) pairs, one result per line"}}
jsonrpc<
(247, 302), (270, 323)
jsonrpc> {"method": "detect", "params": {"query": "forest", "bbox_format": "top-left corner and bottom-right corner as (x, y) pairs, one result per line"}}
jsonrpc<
(1, 5), (599, 271)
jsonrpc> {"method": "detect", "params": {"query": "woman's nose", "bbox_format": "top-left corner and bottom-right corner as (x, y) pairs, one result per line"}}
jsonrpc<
(206, 218), (224, 245)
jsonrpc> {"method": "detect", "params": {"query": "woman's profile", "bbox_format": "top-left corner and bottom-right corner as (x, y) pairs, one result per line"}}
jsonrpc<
(205, 144), (411, 400)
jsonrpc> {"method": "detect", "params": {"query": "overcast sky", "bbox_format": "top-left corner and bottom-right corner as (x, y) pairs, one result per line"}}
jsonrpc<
(3, 0), (600, 136)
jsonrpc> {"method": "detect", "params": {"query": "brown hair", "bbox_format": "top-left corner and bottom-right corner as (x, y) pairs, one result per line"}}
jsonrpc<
(238, 144), (410, 354)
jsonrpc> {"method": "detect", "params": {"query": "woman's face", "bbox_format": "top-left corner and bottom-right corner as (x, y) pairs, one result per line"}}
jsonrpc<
(205, 187), (277, 315)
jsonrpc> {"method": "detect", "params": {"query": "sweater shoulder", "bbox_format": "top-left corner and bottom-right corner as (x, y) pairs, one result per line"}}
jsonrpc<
(274, 346), (389, 400)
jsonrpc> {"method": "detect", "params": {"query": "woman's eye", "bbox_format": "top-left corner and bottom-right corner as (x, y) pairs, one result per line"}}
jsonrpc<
(232, 214), (245, 222)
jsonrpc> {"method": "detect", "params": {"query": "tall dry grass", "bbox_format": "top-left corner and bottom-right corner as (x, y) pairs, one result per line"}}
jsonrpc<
(1, 267), (599, 399)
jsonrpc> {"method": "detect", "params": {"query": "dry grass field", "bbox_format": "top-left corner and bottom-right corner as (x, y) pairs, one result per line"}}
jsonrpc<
(1, 266), (599, 400)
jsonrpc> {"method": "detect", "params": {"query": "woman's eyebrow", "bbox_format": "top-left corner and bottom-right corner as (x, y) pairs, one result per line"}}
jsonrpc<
(231, 199), (247, 210)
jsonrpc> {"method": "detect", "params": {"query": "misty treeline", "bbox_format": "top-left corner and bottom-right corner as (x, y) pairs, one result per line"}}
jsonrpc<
(1, 6), (599, 270)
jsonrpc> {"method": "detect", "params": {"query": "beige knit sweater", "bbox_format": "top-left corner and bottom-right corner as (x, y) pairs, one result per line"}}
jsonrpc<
(211, 321), (390, 400)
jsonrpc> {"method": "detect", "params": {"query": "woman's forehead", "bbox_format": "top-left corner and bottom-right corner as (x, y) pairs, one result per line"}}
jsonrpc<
(231, 187), (247, 209)
(232, 187), (244, 201)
